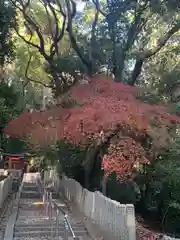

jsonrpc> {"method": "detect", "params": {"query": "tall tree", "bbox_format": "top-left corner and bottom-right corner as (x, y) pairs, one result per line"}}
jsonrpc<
(88, 0), (180, 84)
(10, 0), (90, 95)
(4, 77), (180, 186)
(10, 0), (68, 94)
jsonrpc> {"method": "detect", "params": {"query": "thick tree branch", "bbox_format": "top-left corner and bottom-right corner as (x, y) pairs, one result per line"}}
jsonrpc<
(139, 21), (180, 59)
(40, 0), (54, 41)
(23, 55), (53, 90)
(92, 0), (107, 16)
(20, 0), (46, 55)
(65, 0), (92, 73)
(49, 1), (67, 56)
(124, 1), (149, 53)
(11, 0), (48, 58)
(53, 0), (66, 17)
(46, 0), (60, 55)
(14, 27), (40, 50)
(114, 1), (149, 81)
(129, 21), (180, 85)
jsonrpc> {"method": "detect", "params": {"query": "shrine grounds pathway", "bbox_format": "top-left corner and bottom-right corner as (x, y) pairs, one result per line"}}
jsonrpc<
(3, 173), (94, 240)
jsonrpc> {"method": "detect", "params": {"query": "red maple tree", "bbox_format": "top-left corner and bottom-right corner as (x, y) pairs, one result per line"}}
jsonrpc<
(4, 77), (180, 179)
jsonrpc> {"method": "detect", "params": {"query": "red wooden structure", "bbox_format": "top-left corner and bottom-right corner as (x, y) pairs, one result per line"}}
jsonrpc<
(3, 153), (30, 171)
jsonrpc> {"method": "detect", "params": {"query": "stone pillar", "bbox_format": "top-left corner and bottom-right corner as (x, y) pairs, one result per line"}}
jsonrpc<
(126, 204), (136, 240)
(8, 157), (12, 169)
(26, 164), (30, 173)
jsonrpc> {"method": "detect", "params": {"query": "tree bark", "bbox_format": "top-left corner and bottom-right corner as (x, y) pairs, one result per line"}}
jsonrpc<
(101, 175), (107, 196)
(129, 59), (143, 85)
(88, 0), (100, 75)
(129, 21), (180, 85)
(107, 0), (148, 81)
(65, 0), (93, 76)
(114, 51), (126, 82)
(83, 146), (101, 189)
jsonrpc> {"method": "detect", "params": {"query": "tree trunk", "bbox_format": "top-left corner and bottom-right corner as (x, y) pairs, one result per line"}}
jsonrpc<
(83, 145), (102, 189)
(48, 64), (61, 91)
(46, 58), (69, 96)
(113, 45), (127, 82)
(83, 149), (96, 189)
(101, 175), (107, 196)
(87, 62), (93, 77)
(114, 59), (126, 82)
(84, 168), (90, 189)
(129, 59), (143, 86)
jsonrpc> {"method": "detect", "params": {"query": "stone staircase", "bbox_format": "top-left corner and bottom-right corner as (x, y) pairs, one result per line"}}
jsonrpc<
(12, 173), (91, 240)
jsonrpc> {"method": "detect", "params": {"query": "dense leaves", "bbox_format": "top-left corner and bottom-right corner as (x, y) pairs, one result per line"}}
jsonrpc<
(0, 0), (15, 65)
(4, 77), (180, 179)
(0, 82), (22, 149)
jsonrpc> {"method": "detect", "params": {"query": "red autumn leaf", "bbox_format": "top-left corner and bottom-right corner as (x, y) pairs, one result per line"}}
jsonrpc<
(4, 77), (180, 179)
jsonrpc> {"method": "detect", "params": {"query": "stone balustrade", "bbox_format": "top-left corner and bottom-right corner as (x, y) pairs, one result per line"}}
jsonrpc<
(43, 169), (136, 240)
(0, 174), (12, 208)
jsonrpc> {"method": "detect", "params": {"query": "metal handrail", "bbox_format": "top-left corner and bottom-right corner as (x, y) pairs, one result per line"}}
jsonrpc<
(42, 183), (79, 240)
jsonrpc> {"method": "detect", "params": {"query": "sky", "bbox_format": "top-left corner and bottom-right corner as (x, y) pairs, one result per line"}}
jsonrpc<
(76, 0), (85, 11)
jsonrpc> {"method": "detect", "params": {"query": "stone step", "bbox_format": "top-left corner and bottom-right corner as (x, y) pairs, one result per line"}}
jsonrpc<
(14, 237), (86, 240)
(22, 184), (38, 188)
(45, 193), (60, 199)
(22, 183), (38, 187)
(22, 187), (39, 191)
(14, 230), (88, 237)
(20, 190), (59, 199)
(20, 192), (41, 199)
(15, 220), (84, 228)
(15, 225), (86, 232)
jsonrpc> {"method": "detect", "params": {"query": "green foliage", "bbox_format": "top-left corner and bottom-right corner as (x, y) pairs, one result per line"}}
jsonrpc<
(57, 141), (86, 178)
(134, 134), (180, 236)
(106, 173), (140, 204)
(0, 82), (23, 149)
(0, 0), (15, 65)
(0, 82), (20, 130)
(5, 138), (27, 153)
(141, 40), (180, 102)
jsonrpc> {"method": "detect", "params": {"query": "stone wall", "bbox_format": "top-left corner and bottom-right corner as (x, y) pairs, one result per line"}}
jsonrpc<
(43, 170), (136, 240)
(0, 174), (12, 208)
